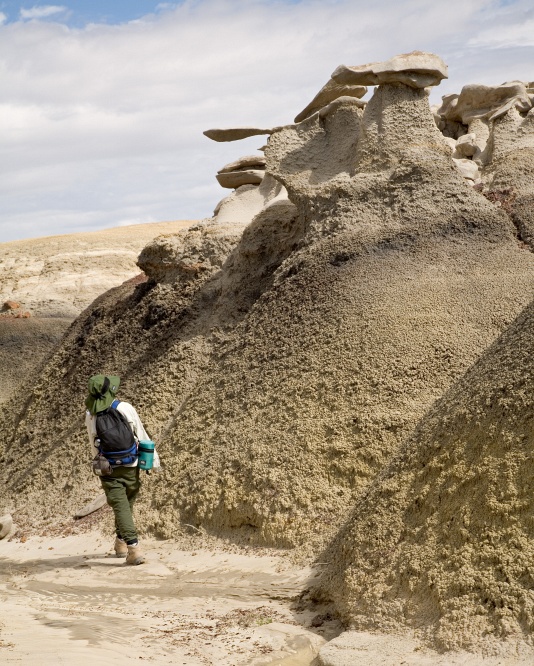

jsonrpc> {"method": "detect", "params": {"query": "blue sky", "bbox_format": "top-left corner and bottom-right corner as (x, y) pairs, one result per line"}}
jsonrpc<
(0, 0), (533, 242)
(0, 1), (176, 26)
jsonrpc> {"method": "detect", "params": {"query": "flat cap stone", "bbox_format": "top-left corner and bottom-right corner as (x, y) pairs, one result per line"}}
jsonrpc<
(218, 155), (266, 174)
(331, 51), (448, 89)
(204, 127), (274, 142)
(216, 169), (265, 189)
(294, 79), (367, 123)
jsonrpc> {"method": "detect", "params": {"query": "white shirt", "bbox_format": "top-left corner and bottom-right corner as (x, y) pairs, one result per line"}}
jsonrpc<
(86, 400), (160, 468)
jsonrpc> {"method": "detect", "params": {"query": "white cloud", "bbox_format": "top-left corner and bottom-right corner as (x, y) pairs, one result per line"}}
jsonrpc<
(0, 0), (533, 242)
(19, 5), (67, 20)
(0, 12), (7, 25)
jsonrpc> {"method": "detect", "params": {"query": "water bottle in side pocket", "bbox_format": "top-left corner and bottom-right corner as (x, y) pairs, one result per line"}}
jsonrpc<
(138, 440), (155, 471)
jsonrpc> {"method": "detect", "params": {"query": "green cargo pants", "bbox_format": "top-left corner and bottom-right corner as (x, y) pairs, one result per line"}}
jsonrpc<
(99, 466), (141, 543)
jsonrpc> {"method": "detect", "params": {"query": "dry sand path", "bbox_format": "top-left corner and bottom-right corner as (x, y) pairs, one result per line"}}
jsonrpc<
(0, 532), (335, 665)
(2, 531), (529, 666)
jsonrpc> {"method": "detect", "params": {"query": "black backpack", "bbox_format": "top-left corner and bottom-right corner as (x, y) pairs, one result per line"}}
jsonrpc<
(95, 399), (137, 465)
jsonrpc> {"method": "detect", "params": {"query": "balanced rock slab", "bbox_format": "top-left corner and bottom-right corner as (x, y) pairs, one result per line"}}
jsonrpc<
(204, 127), (274, 142)
(295, 79), (367, 123)
(218, 155), (266, 173)
(216, 169), (265, 189)
(332, 51), (447, 89)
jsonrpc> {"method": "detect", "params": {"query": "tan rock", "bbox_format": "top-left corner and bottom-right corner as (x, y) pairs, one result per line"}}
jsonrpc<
(331, 51), (448, 89)
(454, 132), (479, 158)
(0, 221), (195, 318)
(438, 82), (532, 124)
(204, 127), (274, 142)
(317, 300), (534, 654)
(0, 513), (13, 539)
(213, 173), (288, 226)
(2, 300), (21, 311)
(294, 79), (367, 123)
(452, 157), (480, 181)
(217, 155), (266, 173)
(318, 96), (366, 119)
(73, 494), (107, 519)
(216, 169), (265, 189)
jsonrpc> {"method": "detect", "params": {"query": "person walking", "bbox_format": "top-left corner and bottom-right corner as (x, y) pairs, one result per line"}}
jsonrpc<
(85, 374), (159, 565)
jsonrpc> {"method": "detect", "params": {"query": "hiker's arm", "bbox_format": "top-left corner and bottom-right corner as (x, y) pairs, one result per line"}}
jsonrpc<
(85, 411), (99, 457)
(118, 402), (160, 469)
(118, 402), (150, 441)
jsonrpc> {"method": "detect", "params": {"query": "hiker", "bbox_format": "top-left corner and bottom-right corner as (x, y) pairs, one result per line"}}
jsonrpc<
(85, 374), (160, 565)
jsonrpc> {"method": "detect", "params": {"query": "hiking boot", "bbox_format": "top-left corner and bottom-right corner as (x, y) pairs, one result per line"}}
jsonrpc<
(114, 536), (128, 558)
(125, 542), (146, 565)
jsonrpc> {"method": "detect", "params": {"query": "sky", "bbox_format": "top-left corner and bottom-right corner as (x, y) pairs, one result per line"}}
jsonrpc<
(0, 0), (533, 242)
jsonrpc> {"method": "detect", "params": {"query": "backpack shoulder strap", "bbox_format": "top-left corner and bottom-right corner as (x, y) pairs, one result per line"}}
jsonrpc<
(111, 399), (121, 409)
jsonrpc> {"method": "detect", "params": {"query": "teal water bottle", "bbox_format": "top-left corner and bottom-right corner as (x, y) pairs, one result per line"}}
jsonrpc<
(138, 440), (155, 471)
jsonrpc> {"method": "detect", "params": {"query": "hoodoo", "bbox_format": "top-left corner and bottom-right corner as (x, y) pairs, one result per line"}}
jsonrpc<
(0, 52), (533, 555)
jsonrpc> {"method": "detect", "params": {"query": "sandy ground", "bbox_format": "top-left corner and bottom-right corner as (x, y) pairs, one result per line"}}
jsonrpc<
(3, 531), (530, 666)
(2, 514), (533, 666)
(318, 632), (534, 666)
(0, 528), (339, 666)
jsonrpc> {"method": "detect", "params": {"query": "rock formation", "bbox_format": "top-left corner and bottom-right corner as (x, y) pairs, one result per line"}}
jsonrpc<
(0, 220), (195, 318)
(0, 513), (13, 540)
(1, 51), (532, 561)
(203, 127), (274, 142)
(332, 51), (448, 89)
(215, 154), (267, 189)
(0, 221), (195, 404)
(294, 79), (367, 123)
(433, 80), (534, 243)
(315, 297), (534, 654)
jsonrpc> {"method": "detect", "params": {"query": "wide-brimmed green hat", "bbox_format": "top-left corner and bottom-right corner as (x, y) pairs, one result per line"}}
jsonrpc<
(85, 375), (120, 414)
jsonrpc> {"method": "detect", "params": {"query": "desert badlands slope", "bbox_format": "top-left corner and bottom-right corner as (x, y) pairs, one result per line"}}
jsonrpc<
(1, 52), (534, 664)
(0, 220), (194, 402)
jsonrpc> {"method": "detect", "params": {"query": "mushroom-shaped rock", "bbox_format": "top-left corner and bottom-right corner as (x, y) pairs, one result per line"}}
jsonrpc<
(331, 51), (447, 89)
(216, 169), (265, 189)
(438, 82), (532, 124)
(294, 79), (367, 123)
(217, 155), (266, 173)
(204, 127), (274, 142)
